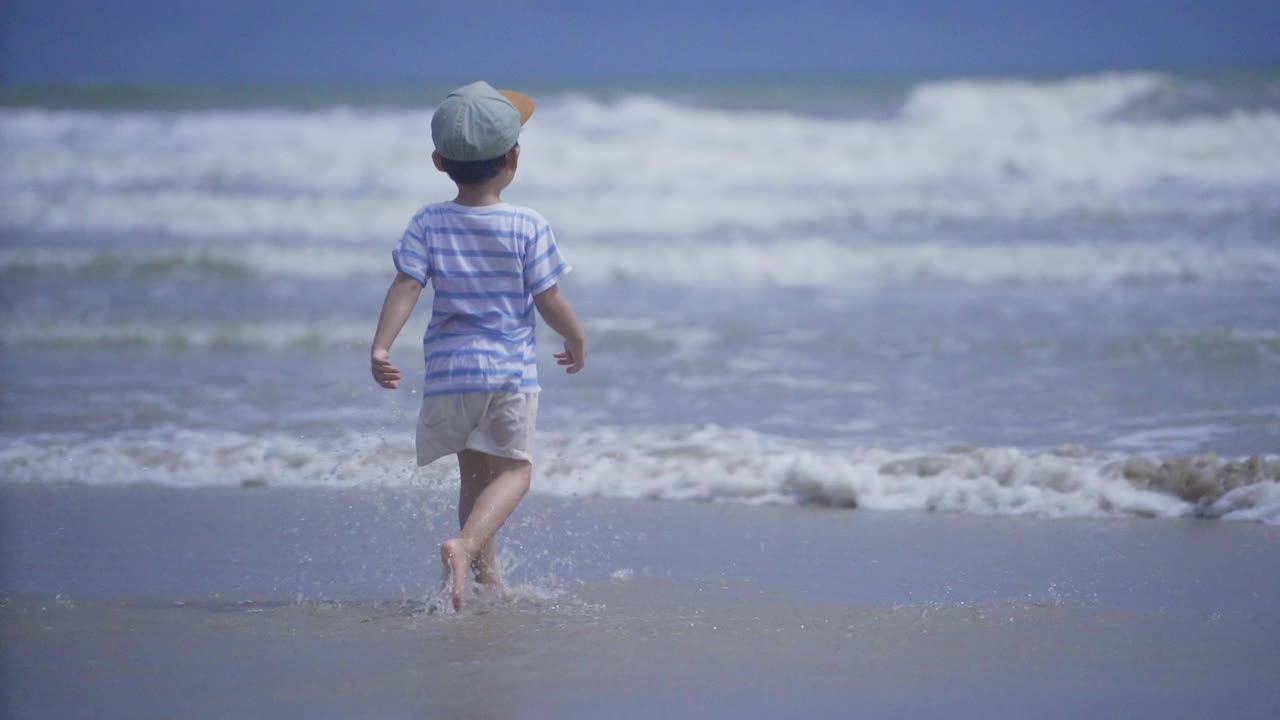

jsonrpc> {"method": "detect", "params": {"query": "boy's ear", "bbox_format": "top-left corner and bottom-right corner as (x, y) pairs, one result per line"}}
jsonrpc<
(432, 150), (447, 172)
(506, 144), (520, 170)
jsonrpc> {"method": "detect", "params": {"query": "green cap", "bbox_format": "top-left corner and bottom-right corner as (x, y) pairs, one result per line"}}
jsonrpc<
(431, 81), (535, 162)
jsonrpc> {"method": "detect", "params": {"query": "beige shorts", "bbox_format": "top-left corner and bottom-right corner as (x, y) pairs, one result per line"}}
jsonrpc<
(415, 391), (538, 466)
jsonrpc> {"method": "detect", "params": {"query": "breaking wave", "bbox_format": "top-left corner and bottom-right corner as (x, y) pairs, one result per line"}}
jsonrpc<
(4, 236), (1279, 288)
(3, 72), (1278, 243)
(2, 425), (1276, 525)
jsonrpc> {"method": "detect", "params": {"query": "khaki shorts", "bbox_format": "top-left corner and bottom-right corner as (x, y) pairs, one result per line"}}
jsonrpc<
(415, 391), (538, 466)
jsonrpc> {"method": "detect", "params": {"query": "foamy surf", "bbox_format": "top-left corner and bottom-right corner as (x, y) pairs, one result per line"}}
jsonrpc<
(3, 73), (1278, 242)
(4, 71), (1277, 531)
(3, 425), (1276, 525)
(5, 236), (1278, 288)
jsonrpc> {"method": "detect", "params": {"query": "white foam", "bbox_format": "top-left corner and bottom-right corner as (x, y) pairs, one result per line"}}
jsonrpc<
(0, 427), (448, 489)
(5, 234), (1278, 288)
(0, 318), (380, 350)
(0, 244), (387, 279)
(536, 427), (1205, 520)
(4, 424), (1276, 525)
(0, 313), (714, 352)
(1209, 482), (1280, 525)
(900, 73), (1168, 127)
(3, 73), (1277, 244)
(0, 312), (714, 352)
(564, 237), (1280, 287)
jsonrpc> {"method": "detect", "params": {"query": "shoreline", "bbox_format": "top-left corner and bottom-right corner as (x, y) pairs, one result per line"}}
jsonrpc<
(3, 483), (1279, 718)
(3, 482), (1278, 607)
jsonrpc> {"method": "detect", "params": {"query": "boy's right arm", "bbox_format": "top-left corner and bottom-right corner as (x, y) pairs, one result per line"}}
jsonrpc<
(533, 286), (587, 374)
(370, 272), (424, 389)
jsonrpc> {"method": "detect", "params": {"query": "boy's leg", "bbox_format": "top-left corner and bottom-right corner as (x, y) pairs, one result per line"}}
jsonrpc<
(456, 451), (500, 585)
(443, 451), (531, 610)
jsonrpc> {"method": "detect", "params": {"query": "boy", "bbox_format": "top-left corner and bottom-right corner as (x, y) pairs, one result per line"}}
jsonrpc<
(370, 81), (587, 611)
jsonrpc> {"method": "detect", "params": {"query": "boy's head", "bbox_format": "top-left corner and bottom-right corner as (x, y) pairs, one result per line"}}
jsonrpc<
(431, 81), (535, 186)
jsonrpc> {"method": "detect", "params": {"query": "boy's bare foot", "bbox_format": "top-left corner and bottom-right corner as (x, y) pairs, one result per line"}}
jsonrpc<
(473, 557), (504, 590)
(476, 573), (505, 591)
(475, 574), (507, 602)
(440, 538), (473, 611)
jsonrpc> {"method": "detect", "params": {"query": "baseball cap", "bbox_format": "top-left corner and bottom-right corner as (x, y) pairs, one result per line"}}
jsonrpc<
(431, 81), (535, 162)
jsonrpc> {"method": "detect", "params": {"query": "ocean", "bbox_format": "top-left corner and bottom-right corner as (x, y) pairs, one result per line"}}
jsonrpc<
(3, 70), (1280, 718)
(3, 71), (1278, 521)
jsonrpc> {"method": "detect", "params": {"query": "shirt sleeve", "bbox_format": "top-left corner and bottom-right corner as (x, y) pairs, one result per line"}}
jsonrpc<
(523, 220), (571, 296)
(391, 213), (431, 286)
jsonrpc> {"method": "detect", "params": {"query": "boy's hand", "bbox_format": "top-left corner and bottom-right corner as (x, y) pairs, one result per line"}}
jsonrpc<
(371, 348), (402, 389)
(532, 285), (587, 375)
(554, 340), (586, 374)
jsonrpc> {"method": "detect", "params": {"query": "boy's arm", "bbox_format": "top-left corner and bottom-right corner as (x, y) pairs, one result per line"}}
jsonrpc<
(533, 285), (587, 374)
(370, 272), (424, 389)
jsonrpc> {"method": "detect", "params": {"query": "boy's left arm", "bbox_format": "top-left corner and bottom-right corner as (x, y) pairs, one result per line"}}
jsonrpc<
(370, 272), (424, 389)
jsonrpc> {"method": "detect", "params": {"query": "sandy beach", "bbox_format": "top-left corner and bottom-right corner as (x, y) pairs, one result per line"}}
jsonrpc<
(4, 483), (1278, 719)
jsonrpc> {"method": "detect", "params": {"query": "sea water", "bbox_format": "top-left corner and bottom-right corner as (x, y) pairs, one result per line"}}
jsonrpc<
(2, 71), (1279, 523)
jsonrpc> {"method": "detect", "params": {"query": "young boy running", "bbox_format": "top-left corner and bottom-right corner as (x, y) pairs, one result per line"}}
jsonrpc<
(370, 81), (587, 611)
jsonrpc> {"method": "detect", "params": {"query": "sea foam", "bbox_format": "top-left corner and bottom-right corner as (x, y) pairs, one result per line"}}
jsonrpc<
(3, 425), (1276, 525)
(5, 236), (1278, 288)
(3, 72), (1277, 243)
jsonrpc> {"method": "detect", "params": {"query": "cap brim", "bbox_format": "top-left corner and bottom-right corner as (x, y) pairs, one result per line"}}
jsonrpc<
(499, 89), (535, 125)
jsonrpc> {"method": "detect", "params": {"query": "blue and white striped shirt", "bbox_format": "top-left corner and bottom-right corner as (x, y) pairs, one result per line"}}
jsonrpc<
(392, 201), (570, 396)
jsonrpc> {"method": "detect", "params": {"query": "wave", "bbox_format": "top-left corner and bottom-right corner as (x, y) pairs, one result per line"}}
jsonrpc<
(3, 425), (1277, 525)
(3, 73), (1278, 242)
(0, 243), (387, 280)
(7, 313), (1280, 358)
(0, 318), (377, 350)
(5, 236), (1279, 288)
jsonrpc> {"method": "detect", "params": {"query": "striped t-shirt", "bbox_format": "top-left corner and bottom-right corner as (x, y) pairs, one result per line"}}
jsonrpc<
(392, 201), (571, 396)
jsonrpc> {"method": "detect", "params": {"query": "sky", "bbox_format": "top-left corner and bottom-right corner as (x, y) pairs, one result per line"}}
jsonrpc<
(2, 0), (1278, 86)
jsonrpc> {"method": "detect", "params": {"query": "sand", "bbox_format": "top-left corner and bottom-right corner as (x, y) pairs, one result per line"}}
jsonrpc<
(3, 483), (1279, 719)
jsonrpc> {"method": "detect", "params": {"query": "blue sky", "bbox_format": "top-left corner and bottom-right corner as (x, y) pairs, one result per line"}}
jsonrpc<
(2, 0), (1278, 85)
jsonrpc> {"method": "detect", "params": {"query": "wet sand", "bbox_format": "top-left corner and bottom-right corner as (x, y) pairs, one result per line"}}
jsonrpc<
(3, 484), (1279, 719)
